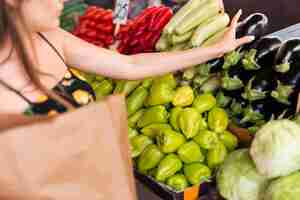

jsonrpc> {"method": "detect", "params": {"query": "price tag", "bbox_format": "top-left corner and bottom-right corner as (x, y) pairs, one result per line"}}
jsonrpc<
(113, 0), (130, 25)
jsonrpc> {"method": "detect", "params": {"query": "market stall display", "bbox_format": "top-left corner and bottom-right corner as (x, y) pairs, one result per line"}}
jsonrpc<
(60, 0), (300, 199)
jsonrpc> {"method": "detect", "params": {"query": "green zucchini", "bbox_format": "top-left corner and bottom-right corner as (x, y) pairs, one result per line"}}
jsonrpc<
(61, 4), (87, 18)
(156, 34), (170, 52)
(202, 28), (228, 47)
(175, 0), (221, 35)
(163, 0), (208, 35)
(170, 43), (188, 52)
(171, 30), (194, 45)
(191, 13), (230, 47)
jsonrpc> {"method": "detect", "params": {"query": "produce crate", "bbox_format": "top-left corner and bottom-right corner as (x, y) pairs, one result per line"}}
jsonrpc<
(135, 23), (300, 200)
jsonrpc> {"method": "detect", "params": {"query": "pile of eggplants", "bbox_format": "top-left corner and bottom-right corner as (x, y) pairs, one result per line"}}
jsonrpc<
(211, 13), (300, 132)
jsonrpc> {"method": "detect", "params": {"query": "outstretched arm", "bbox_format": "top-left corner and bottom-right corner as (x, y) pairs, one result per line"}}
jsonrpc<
(62, 10), (253, 80)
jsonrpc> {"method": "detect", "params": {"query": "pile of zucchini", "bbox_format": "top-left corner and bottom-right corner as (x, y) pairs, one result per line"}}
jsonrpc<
(156, 0), (230, 52)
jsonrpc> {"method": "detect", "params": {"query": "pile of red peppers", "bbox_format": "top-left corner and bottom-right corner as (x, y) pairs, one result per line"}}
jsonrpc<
(72, 6), (173, 54)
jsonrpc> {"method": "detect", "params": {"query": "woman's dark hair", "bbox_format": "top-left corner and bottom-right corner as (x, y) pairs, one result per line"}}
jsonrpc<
(0, 1), (74, 111)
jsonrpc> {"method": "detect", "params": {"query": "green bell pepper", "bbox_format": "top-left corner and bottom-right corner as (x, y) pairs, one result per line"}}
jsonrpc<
(141, 78), (154, 89)
(219, 131), (238, 152)
(177, 141), (205, 164)
(172, 86), (194, 107)
(170, 107), (183, 131)
(137, 106), (169, 128)
(184, 163), (211, 185)
(114, 80), (141, 96)
(146, 83), (175, 106)
(208, 107), (229, 133)
(193, 130), (219, 149)
(179, 108), (202, 138)
(92, 79), (114, 101)
(130, 135), (153, 158)
(157, 129), (186, 153)
(141, 123), (172, 139)
(128, 127), (139, 140)
(137, 144), (164, 174)
(127, 86), (149, 116)
(207, 142), (228, 168)
(128, 109), (145, 128)
(193, 93), (217, 113)
(167, 174), (189, 191)
(156, 154), (183, 182)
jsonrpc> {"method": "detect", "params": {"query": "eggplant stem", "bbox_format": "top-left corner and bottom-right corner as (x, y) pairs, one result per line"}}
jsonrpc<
(242, 77), (266, 101)
(222, 51), (242, 70)
(241, 106), (264, 123)
(270, 81), (294, 105)
(242, 49), (261, 70)
(274, 63), (290, 73)
(221, 74), (244, 91)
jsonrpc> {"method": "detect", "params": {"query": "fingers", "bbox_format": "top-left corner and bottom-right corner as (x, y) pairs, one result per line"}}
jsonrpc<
(230, 9), (242, 29)
(236, 36), (255, 46)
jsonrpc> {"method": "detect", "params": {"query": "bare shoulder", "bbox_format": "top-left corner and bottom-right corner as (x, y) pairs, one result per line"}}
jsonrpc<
(38, 28), (72, 49)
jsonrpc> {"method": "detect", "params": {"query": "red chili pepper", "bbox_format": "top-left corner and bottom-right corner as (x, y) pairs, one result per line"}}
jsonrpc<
(153, 8), (173, 31)
(85, 6), (98, 13)
(84, 9), (99, 20)
(93, 12), (106, 22)
(88, 21), (96, 28)
(102, 11), (113, 21)
(105, 35), (114, 45)
(149, 32), (161, 47)
(86, 30), (97, 39)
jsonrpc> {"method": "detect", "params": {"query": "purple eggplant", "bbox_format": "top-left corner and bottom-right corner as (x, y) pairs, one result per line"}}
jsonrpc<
(242, 36), (282, 70)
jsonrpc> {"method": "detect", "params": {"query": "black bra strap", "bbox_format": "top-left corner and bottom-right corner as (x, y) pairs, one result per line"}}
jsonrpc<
(0, 79), (33, 105)
(37, 32), (67, 66)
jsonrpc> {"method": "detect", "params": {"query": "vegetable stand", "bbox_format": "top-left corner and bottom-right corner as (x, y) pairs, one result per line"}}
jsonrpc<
(61, 1), (300, 200)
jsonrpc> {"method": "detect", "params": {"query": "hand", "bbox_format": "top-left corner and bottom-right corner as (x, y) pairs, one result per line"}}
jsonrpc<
(214, 9), (255, 56)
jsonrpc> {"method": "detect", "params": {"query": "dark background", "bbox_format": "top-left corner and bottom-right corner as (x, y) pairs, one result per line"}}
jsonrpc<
(224, 0), (300, 33)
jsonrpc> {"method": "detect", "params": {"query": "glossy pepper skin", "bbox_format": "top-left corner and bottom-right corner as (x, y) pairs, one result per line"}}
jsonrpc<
(146, 83), (175, 106)
(128, 109), (145, 128)
(130, 135), (153, 158)
(126, 86), (149, 116)
(137, 144), (164, 174)
(157, 129), (186, 153)
(208, 107), (229, 133)
(137, 106), (169, 128)
(219, 131), (238, 152)
(156, 154), (183, 182)
(92, 79), (114, 100)
(193, 130), (219, 150)
(179, 108), (202, 138)
(128, 127), (139, 140)
(146, 74), (177, 106)
(141, 123), (172, 139)
(114, 80), (141, 96)
(167, 174), (189, 191)
(184, 163), (211, 185)
(170, 107), (183, 131)
(177, 141), (205, 164)
(207, 142), (228, 169)
(193, 93), (217, 113)
(172, 86), (194, 107)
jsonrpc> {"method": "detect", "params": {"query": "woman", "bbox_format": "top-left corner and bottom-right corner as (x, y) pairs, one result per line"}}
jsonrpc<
(0, 0), (253, 116)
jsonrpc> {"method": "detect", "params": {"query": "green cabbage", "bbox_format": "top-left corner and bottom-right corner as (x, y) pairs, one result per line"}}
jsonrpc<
(250, 120), (300, 178)
(264, 171), (300, 200)
(217, 149), (269, 200)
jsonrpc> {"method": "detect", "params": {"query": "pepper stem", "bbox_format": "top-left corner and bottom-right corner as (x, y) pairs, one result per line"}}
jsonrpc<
(222, 50), (242, 70)
(241, 106), (264, 123)
(216, 91), (232, 108)
(221, 72), (244, 90)
(230, 99), (243, 116)
(270, 81), (294, 105)
(274, 63), (290, 73)
(242, 77), (267, 101)
(196, 63), (213, 76)
(242, 49), (261, 70)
